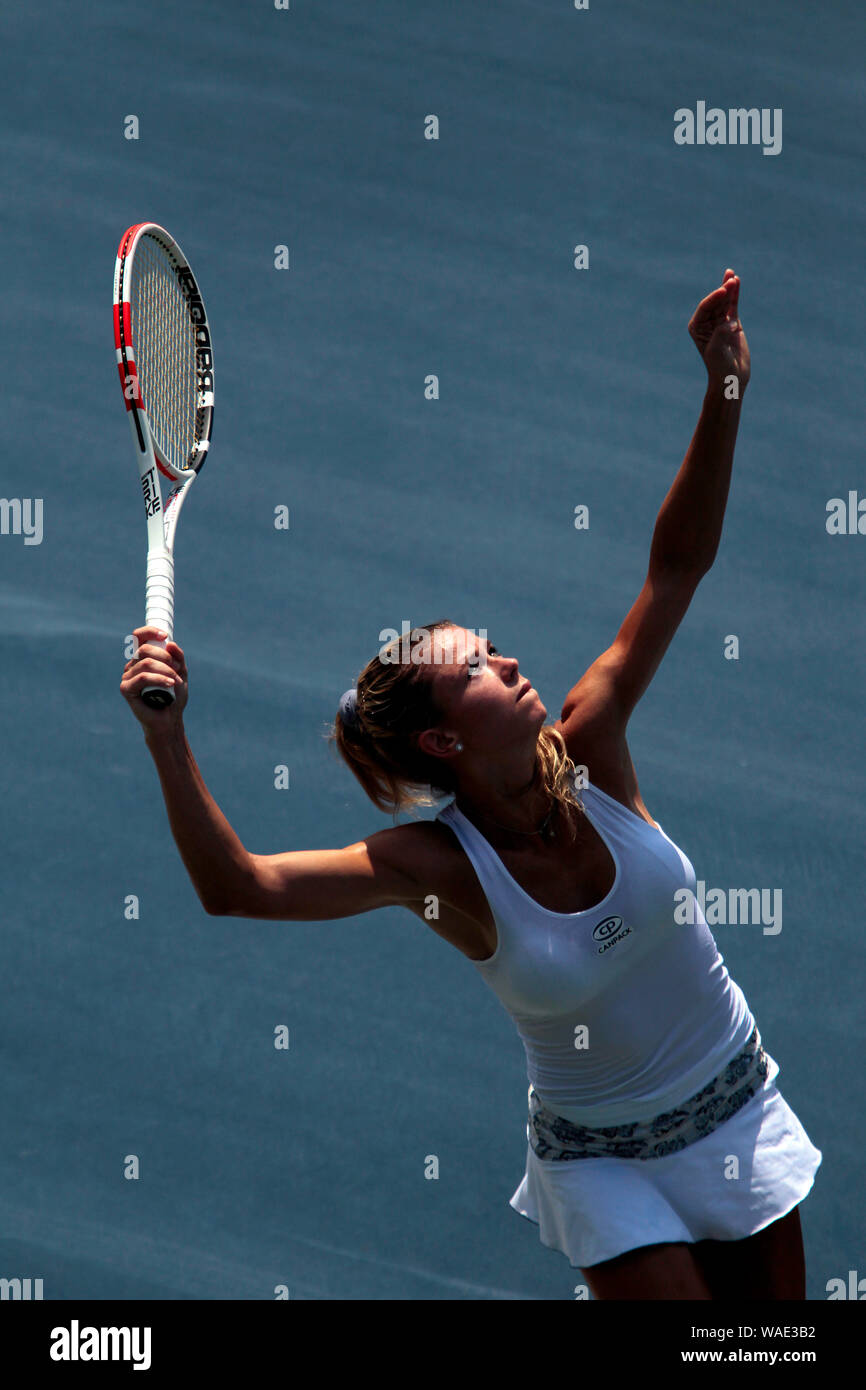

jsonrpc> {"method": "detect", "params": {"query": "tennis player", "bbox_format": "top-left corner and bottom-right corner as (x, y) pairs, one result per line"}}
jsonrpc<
(121, 269), (821, 1299)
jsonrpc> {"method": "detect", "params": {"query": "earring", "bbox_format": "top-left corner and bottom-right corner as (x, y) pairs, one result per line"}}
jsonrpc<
(456, 741), (464, 752)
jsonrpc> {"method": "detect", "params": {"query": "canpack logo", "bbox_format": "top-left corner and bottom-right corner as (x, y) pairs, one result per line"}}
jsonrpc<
(49, 1321), (151, 1371)
(592, 915), (631, 953)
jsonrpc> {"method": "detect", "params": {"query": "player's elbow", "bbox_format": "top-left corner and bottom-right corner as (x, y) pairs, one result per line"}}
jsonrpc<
(200, 856), (261, 916)
(205, 892), (254, 917)
(200, 887), (239, 916)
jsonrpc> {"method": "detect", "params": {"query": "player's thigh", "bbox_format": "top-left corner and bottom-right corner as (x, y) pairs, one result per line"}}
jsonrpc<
(582, 1240), (714, 1300)
(691, 1205), (806, 1300)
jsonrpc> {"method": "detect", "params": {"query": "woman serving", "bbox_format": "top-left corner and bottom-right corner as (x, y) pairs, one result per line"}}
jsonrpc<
(121, 269), (821, 1300)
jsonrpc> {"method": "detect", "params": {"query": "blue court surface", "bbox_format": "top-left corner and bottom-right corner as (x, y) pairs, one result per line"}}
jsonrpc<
(0, 0), (863, 1299)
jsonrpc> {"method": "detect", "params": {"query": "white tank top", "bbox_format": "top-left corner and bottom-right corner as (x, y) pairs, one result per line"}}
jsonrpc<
(436, 775), (755, 1126)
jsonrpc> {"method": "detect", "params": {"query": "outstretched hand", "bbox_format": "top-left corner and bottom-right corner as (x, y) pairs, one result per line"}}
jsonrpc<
(688, 269), (750, 392)
(120, 625), (188, 732)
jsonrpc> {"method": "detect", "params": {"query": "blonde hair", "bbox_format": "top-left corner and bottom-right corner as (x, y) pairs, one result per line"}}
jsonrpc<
(324, 619), (584, 841)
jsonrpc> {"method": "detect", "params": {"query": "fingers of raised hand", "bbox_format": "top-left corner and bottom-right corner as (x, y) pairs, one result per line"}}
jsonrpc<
(123, 642), (182, 680)
(120, 666), (179, 700)
(127, 643), (175, 666)
(723, 270), (740, 320)
(690, 273), (740, 345)
(690, 284), (726, 327)
(165, 640), (186, 675)
(125, 656), (177, 675)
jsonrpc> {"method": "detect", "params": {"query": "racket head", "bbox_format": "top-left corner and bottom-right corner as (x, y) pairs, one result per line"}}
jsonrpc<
(113, 222), (214, 479)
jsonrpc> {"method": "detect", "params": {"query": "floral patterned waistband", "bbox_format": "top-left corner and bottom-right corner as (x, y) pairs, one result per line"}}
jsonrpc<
(528, 1026), (769, 1162)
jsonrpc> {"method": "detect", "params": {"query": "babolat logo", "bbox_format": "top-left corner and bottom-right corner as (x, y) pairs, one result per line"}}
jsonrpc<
(592, 915), (632, 953)
(141, 466), (161, 517)
(176, 266), (214, 396)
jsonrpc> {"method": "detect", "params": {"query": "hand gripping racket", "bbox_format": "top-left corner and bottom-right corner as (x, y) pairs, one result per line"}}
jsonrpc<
(113, 222), (214, 707)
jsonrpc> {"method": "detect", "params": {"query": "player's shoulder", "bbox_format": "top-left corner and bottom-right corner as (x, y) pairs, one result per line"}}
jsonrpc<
(361, 816), (494, 959)
(357, 816), (465, 900)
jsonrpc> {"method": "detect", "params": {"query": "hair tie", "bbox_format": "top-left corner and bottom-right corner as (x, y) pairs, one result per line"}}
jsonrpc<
(339, 687), (361, 729)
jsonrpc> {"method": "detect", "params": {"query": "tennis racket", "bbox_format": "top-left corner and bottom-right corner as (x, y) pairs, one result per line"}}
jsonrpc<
(113, 222), (214, 708)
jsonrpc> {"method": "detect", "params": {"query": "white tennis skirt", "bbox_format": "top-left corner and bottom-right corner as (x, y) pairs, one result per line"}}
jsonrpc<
(509, 1053), (822, 1269)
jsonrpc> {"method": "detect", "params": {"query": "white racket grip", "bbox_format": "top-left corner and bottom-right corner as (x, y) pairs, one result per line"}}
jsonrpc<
(145, 549), (175, 644)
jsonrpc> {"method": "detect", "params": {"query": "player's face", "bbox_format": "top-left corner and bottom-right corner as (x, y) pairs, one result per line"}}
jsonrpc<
(425, 626), (546, 756)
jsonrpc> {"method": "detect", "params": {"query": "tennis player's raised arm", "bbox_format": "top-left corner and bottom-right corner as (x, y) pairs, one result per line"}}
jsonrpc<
(143, 725), (414, 919)
(119, 624), (253, 914)
(561, 270), (750, 732)
(142, 724), (256, 915)
(145, 730), (413, 919)
(647, 269), (750, 577)
(235, 829), (417, 920)
(120, 625), (414, 919)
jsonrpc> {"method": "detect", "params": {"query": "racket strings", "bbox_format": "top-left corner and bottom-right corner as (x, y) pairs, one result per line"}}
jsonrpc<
(130, 236), (202, 470)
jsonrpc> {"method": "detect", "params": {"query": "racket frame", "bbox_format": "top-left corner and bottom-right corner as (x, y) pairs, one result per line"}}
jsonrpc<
(113, 222), (214, 706)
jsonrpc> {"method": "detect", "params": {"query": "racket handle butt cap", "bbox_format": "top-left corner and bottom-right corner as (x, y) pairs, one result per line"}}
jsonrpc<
(141, 684), (176, 710)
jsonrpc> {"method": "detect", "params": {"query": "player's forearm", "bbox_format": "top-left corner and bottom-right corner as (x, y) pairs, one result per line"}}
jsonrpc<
(143, 723), (251, 914)
(649, 385), (745, 577)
